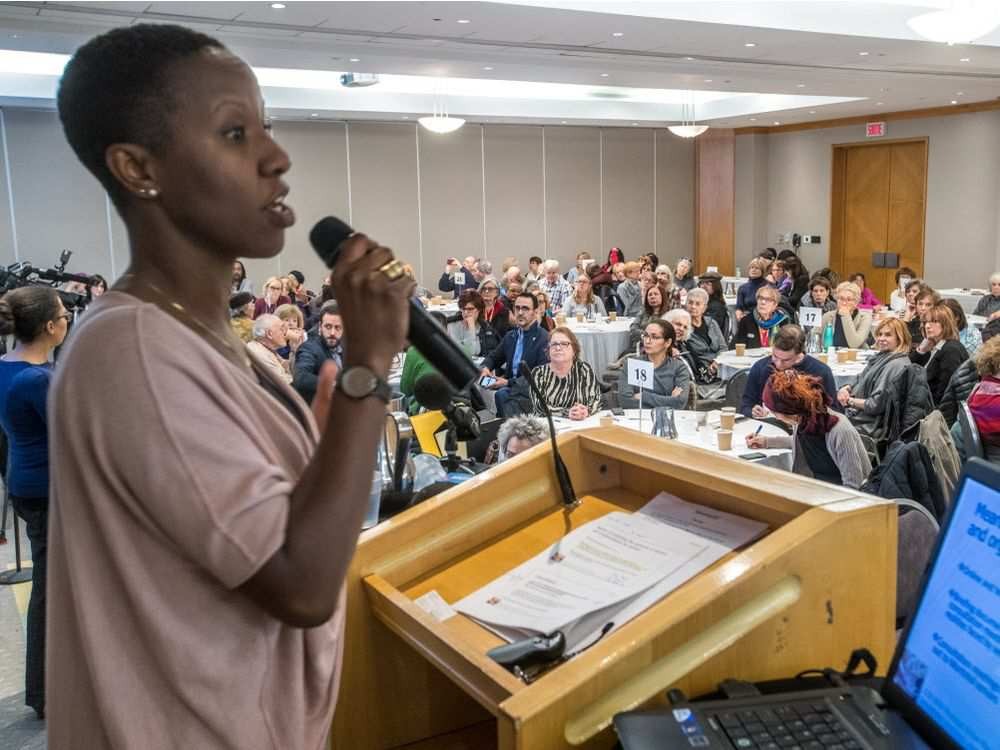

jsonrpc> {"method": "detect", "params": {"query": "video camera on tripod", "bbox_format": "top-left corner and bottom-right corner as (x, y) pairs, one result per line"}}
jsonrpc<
(0, 249), (100, 312)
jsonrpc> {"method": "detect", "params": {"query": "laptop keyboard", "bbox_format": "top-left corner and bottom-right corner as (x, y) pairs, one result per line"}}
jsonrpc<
(710, 701), (862, 750)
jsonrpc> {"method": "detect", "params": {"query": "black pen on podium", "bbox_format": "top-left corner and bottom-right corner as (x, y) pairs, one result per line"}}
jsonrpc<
(520, 362), (579, 509)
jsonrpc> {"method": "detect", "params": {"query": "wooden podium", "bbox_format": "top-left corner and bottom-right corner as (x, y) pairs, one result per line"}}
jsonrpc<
(331, 427), (896, 749)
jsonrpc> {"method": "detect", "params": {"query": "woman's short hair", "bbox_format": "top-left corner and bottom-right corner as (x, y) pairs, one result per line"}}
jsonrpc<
(262, 276), (283, 296)
(496, 415), (550, 459)
(809, 276), (832, 293)
(942, 298), (969, 332)
(924, 303), (958, 340)
(623, 261), (641, 275)
(686, 287), (709, 305)
(458, 289), (485, 318)
(91, 274), (108, 291)
(915, 287), (940, 306)
(643, 283), (665, 313)
(748, 257), (770, 275)
(990, 272), (1000, 286)
(251, 313), (280, 341)
(612, 262), (625, 274)
(895, 267), (916, 284)
(655, 264), (673, 279)
(905, 278), (926, 296)
(770, 260), (785, 275)
(529, 255), (543, 266)
(274, 303), (303, 327)
(760, 248), (777, 261)
(756, 285), (780, 303)
(975, 336), (1000, 377)
(477, 276), (500, 294)
(645, 318), (675, 347)
(549, 326), (582, 360)
(0, 287), (62, 343)
(229, 291), (254, 315)
(57, 24), (225, 209)
(874, 317), (912, 353)
(836, 281), (861, 302)
(815, 267), (840, 286)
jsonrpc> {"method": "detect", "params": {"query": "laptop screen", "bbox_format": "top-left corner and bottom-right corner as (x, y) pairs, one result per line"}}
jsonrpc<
(889, 473), (1000, 750)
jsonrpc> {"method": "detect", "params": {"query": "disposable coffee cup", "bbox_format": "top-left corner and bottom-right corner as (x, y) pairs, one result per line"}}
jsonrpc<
(837, 349), (849, 363)
(556, 314), (566, 326)
(576, 312), (584, 323)
(599, 415), (614, 427)
(816, 352), (827, 364)
(720, 407), (736, 431)
(608, 311), (617, 322)
(717, 430), (733, 451)
(735, 343), (746, 356)
(847, 349), (858, 362)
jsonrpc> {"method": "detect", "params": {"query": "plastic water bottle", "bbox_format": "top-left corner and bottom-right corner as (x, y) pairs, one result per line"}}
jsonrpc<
(822, 322), (834, 351)
(735, 266), (742, 278)
(362, 447), (383, 530)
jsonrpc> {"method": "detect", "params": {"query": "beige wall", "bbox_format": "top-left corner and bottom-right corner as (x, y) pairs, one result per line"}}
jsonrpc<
(735, 109), (1000, 287)
(0, 110), (695, 294)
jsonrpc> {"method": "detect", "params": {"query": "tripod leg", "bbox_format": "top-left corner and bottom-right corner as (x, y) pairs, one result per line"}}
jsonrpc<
(0, 497), (32, 585)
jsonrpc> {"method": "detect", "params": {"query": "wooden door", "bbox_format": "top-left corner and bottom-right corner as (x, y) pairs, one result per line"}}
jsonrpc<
(830, 139), (927, 303)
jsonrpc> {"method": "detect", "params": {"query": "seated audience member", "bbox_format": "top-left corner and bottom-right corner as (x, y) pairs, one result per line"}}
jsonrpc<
(90, 275), (108, 298)
(537, 260), (573, 312)
(799, 275), (836, 314)
(741, 324), (837, 419)
(252, 276), (290, 318)
(501, 256), (519, 274)
(654, 265), (684, 309)
(274, 303), (305, 359)
(838, 317), (912, 435)
(889, 267), (916, 313)
(746, 371), (871, 489)
(476, 259), (492, 280)
(529, 327), (602, 420)
(910, 303), (969, 405)
(783, 256), (810, 309)
(480, 293), (550, 417)
(562, 274), (607, 318)
(768, 260), (792, 296)
(697, 271), (729, 336)
(532, 289), (555, 332)
(685, 288), (727, 381)
(961, 336), (1000, 462)
(229, 291), (255, 343)
(231, 260), (253, 295)
(504, 280), (524, 306)
(665, 308), (698, 386)
(735, 258), (770, 319)
(629, 284), (671, 350)
(477, 277), (510, 338)
(820, 281), (873, 349)
(617, 319), (691, 409)
(617, 261), (643, 317)
(501, 266), (523, 296)
(497, 415), (550, 462)
(438, 256), (479, 296)
(814, 266), (840, 287)
(908, 285), (938, 347)
(673, 257), (696, 292)
(939, 318), (1000, 425)
(760, 247), (778, 262)
(247, 314), (296, 384)
(447, 290), (501, 357)
(735, 285), (788, 350)
(973, 272), (1000, 321)
(400, 312), (446, 412)
(286, 270), (313, 311)
(943, 298), (981, 356)
(525, 255), (543, 282)
(292, 302), (343, 404)
(565, 252), (593, 285)
(850, 272), (882, 309)
(601, 247), (625, 276)
(611, 262), (626, 285)
(0, 286), (69, 719)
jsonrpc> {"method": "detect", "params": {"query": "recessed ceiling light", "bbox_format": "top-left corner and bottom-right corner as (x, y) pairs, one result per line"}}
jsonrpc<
(483, 66), (493, 71)
(402, 116), (410, 119)
(612, 32), (624, 37)
(349, 58), (360, 62)
(600, 73), (609, 77)
(457, 19), (471, 24)
(809, 110), (816, 114)
(876, 102), (884, 105)
(685, 56), (695, 61)
(749, 117), (757, 121)
(796, 84), (806, 88)
(704, 79), (713, 83)
(960, 57), (971, 62)
(858, 51), (869, 56)
(744, 42), (756, 47)
(956, 91), (965, 95)
(310, 113), (319, 117)
(270, 2), (285, 8)
(951, 100), (959, 104)
(773, 121), (781, 125)
(561, 120), (567, 124)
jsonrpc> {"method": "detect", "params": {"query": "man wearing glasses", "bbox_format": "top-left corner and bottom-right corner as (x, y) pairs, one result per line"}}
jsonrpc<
(480, 293), (550, 417)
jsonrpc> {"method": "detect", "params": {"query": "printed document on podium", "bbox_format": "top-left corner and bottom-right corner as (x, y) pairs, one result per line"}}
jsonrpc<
(456, 492), (767, 648)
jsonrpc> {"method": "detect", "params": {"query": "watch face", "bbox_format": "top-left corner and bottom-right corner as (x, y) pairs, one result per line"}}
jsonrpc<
(342, 367), (376, 398)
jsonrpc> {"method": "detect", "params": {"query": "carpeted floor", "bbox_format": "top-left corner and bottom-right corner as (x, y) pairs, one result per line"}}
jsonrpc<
(0, 510), (46, 749)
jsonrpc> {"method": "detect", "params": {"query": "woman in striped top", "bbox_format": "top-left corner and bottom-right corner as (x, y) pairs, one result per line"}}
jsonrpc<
(529, 327), (602, 420)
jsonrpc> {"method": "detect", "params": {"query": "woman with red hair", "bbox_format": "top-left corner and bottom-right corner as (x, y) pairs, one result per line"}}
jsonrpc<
(746, 370), (871, 489)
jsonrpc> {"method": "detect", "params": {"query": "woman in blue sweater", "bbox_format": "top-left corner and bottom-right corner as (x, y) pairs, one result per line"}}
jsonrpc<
(735, 258), (771, 319)
(0, 286), (69, 719)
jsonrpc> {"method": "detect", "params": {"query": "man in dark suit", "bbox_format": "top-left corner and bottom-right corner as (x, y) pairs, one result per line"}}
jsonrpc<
(481, 293), (550, 417)
(292, 302), (343, 404)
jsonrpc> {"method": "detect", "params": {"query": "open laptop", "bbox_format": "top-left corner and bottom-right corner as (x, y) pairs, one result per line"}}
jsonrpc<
(614, 458), (1000, 750)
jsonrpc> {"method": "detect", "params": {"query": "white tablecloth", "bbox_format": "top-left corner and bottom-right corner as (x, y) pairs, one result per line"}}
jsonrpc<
(563, 317), (633, 370)
(556, 409), (793, 471)
(968, 314), (988, 329)
(936, 288), (985, 315)
(426, 301), (459, 315)
(716, 348), (866, 389)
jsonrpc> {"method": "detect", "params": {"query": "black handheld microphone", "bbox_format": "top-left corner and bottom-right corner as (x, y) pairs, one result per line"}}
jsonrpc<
(520, 363), (578, 509)
(309, 216), (480, 391)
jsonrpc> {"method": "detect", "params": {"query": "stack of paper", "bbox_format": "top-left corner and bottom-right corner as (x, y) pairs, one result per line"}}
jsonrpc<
(455, 492), (768, 652)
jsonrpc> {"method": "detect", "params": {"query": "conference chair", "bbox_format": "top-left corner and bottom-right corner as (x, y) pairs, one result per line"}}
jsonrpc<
(957, 400), (985, 462)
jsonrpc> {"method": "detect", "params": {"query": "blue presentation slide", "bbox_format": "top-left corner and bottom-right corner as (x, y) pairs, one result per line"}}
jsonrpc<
(892, 477), (1000, 750)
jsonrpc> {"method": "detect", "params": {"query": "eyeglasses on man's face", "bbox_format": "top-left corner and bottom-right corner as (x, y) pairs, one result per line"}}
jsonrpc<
(513, 305), (534, 313)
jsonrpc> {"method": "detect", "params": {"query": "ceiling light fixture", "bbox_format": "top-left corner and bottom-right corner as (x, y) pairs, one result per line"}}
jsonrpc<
(668, 96), (708, 138)
(951, 100), (959, 104)
(858, 51), (869, 56)
(908, 5), (1000, 44)
(877, 101), (884, 105)
(270, 2), (285, 8)
(349, 58), (360, 62)
(457, 19), (471, 24)
(600, 73), (609, 77)
(685, 56), (695, 61)
(750, 117), (757, 121)
(796, 84), (805, 88)
(809, 110), (816, 114)
(704, 79), (713, 83)
(310, 113), (319, 117)
(960, 57), (971, 62)
(612, 32), (624, 37)
(774, 121), (781, 125)
(744, 42), (756, 47)
(957, 91), (965, 95)
(418, 101), (465, 134)
(483, 66), (493, 71)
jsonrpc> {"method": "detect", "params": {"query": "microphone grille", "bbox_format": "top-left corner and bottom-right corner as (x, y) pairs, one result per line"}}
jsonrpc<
(309, 216), (354, 268)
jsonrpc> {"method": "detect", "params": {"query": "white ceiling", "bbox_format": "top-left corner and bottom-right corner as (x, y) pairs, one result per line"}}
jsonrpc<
(0, 1), (996, 127)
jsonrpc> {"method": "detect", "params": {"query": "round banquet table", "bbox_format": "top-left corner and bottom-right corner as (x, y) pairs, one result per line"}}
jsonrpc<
(563, 316), (633, 371)
(555, 409), (793, 472)
(716, 348), (868, 390)
(936, 288), (985, 315)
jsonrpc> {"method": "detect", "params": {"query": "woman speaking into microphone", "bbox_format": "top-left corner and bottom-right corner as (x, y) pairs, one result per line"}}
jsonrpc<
(50, 24), (413, 748)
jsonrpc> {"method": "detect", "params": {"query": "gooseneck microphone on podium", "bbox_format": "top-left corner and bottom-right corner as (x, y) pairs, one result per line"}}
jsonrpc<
(309, 216), (480, 391)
